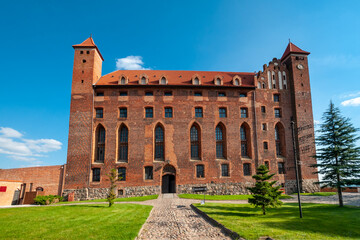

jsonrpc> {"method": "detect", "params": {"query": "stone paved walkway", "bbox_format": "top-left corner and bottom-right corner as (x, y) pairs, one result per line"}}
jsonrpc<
(136, 194), (231, 240)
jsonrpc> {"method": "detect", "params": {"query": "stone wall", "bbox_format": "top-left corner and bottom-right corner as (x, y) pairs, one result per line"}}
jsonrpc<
(285, 179), (320, 193)
(178, 182), (253, 195)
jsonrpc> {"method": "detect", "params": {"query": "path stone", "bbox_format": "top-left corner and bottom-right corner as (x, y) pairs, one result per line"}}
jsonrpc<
(136, 194), (231, 240)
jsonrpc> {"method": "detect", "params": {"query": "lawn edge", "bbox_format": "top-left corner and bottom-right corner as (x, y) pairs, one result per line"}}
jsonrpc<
(135, 205), (154, 240)
(190, 204), (244, 240)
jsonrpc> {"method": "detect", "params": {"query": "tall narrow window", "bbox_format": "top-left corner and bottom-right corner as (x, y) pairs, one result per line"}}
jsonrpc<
(221, 164), (229, 177)
(243, 163), (251, 176)
(195, 107), (203, 118)
(240, 126), (247, 157)
(95, 125), (105, 163)
(96, 108), (103, 118)
(155, 125), (164, 160)
(118, 125), (128, 162)
(275, 108), (281, 118)
(118, 167), (126, 181)
(92, 168), (100, 182)
(145, 166), (153, 180)
(216, 124), (226, 159)
(278, 162), (285, 174)
(196, 165), (205, 178)
(241, 108), (248, 118)
(190, 124), (201, 159)
(275, 123), (285, 157)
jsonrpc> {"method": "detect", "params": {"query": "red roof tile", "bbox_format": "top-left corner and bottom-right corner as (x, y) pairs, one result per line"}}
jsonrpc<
(95, 70), (255, 87)
(72, 37), (104, 61)
(281, 42), (310, 61)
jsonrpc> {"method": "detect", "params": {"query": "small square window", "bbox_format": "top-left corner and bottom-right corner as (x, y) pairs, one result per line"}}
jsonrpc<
(165, 107), (173, 118)
(80, 51), (84, 54)
(239, 93), (247, 98)
(194, 92), (202, 96)
(145, 166), (153, 180)
(92, 168), (100, 182)
(118, 189), (124, 196)
(221, 164), (229, 177)
(263, 142), (268, 150)
(243, 163), (251, 176)
(261, 106), (266, 113)
(275, 108), (281, 118)
(195, 107), (203, 118)
(164, 91), (173, 96)
(120, 91), (128, 96)
(86, 51), (90, 54)
(96, 92), (104, 96)
(262, 123), (267, 131)
(278, 162), (285, 174)
(218, 92), (226, 97)
(96, 108), (103, 118)
(241, 108), (248, 118)
(118, 167), (126, 181)
(196, 165), (205, 178)
(119, 108), (127, 118)
(145, 107), (153, 118)
(145, 91), (153, 96)
(219, 108), (227, 118)
(274, 94), (280, 102)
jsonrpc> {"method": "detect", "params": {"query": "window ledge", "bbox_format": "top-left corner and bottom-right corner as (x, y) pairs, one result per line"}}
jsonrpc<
(216, 158), (227, 161)
(116, 161), (128, 164)
(92, 162), (104, 164)
(241, 157), (252, 160)
(190, 158), (201, 161)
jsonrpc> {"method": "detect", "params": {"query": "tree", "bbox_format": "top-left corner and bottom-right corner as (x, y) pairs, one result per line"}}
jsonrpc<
(248, 165), (283, 215)
(106, 168), (118, 207)
(312, 101), (360, 207)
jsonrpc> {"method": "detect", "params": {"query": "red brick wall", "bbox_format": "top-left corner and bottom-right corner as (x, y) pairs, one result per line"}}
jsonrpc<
(0, 165), (65, 195)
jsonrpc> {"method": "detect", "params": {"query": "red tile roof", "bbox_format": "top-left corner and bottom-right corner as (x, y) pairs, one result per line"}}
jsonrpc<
(95, 70), (255, 87)
(72, 37), (104, 61)
(281, 42), (310, 61)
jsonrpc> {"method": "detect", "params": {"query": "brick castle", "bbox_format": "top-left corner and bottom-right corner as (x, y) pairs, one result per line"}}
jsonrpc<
(61, 37), (319, 200)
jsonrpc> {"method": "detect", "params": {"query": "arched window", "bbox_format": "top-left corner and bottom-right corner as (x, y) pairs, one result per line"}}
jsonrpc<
(234, 78), (240, 86)
(216, 124), (226, 159)
(120, 77), (126, 85)
(155, 125), (164, 160)
(118, 125), (128, 162)
(215, 78), (221, 85)
(141, 76), (147, 84)
(190, 124), (201, 159)
(275, 123), (285, 157)
(95, 125), (105, 162)
(240, 123), (251, 157)
(160, 77), (167, 85)
(193, 77), (200, 85)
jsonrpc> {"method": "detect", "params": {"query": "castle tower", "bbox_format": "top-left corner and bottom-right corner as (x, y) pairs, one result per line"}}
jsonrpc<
(281, 42), (319, 192)
(64, 37), (103, 190)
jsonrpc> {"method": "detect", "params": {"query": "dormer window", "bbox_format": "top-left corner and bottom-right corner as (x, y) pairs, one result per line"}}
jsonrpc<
(139, 74), (148, 85)
(118, 75), (128, 85)
(141, 77), (146, 84)
(215, 78), (221, 85)
(214, 75), (223, 85)
(194, 77), (200, 85)
(232, 75), (241, 86)
(192, 75), (201, 85)
(234, 79), (240, 86)
(120, 77), (126, 85)
(160, 77), (167, 85)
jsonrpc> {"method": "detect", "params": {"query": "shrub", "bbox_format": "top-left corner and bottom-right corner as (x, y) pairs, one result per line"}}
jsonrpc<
(34, 195), (63, 205)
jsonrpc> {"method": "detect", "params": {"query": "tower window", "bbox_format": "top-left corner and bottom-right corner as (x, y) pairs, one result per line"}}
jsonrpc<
(119, 108), (127, 118)
(196, 165), (205, 178)
(82, 59), (86, 63)
(243, 163), (251, 176)
(275, 108), (281, 118)
(92, 168), (100, 182)
(164, 107), (173, 118)
(87, 51), (90, 54)
(80, 51), (84, 54)
(145, 166), (153, 180)
(278, 162), (285, 174)
(118, 167), (126, 181)
(263, 141), (268, 150)
(145, 107), (153, 118)
(219, 108), (227, 118)
(241, 108), (248, 118)
(262, 123), (267, 131)
(261, 106), (266, 113)
(274, 94), (280, 102)
(81, 80), (84, 83)
(95, 108), (103, 118)
(221, 164), (229, 177)
(195, 107), (203, 118)
(265, 161), (270, 170)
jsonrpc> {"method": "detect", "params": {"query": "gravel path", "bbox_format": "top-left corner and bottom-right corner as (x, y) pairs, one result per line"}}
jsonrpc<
(136, 194), (231, 240)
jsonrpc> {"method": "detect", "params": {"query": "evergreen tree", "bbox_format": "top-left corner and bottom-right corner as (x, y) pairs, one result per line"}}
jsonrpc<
(312, 101), (360, 207)
(248, 165), (283, 215)
(106, 168), (118, 207)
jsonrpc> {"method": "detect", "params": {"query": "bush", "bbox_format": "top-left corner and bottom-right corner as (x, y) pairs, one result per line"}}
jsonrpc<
(34, 195), (63, 205)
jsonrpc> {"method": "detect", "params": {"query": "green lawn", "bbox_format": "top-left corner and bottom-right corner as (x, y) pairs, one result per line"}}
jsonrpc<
(194, 203), (360, 240)
(0, 204), (152, 239)
(297, 192), (337, 196)
(178, 193), (292, 200)
(56, 194), (158, 204)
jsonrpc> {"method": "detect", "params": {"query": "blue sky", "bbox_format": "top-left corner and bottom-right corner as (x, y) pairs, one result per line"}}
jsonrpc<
(0, 0), (360, 169)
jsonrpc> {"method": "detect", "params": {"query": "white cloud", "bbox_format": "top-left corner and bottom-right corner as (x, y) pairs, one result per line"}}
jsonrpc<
(0, 127), (23, 138)
(314, 120), (321, 125)
(0, 127), (62, 165)
(115, 56), (151, 70)
(341, 97), (360, 107)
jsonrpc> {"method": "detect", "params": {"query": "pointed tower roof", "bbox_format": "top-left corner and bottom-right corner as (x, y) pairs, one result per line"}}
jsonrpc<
(72, 37), (104, 61)
(281, 42), (310, 61)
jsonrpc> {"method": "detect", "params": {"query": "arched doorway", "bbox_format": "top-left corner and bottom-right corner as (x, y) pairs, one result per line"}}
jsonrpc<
(162, 165), (176, 193)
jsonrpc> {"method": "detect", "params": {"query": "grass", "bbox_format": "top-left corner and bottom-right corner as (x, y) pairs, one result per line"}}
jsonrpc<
(296, 192), (337, 196)
(55, 194), (158, 204)
(194, 202), (360, 240)
(178, 193), (292, 200)
(0, 204), (152, 239)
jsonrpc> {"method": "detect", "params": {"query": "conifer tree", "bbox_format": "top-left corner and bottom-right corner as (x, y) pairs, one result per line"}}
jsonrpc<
(248, 165), (283, 215)
(312, 101), (360, 207)
(107, 168), (118, 207)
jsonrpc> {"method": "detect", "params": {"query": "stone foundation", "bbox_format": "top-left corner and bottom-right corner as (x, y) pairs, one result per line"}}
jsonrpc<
(285, 179), (320, 194)
(178, 182), (254, 195)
